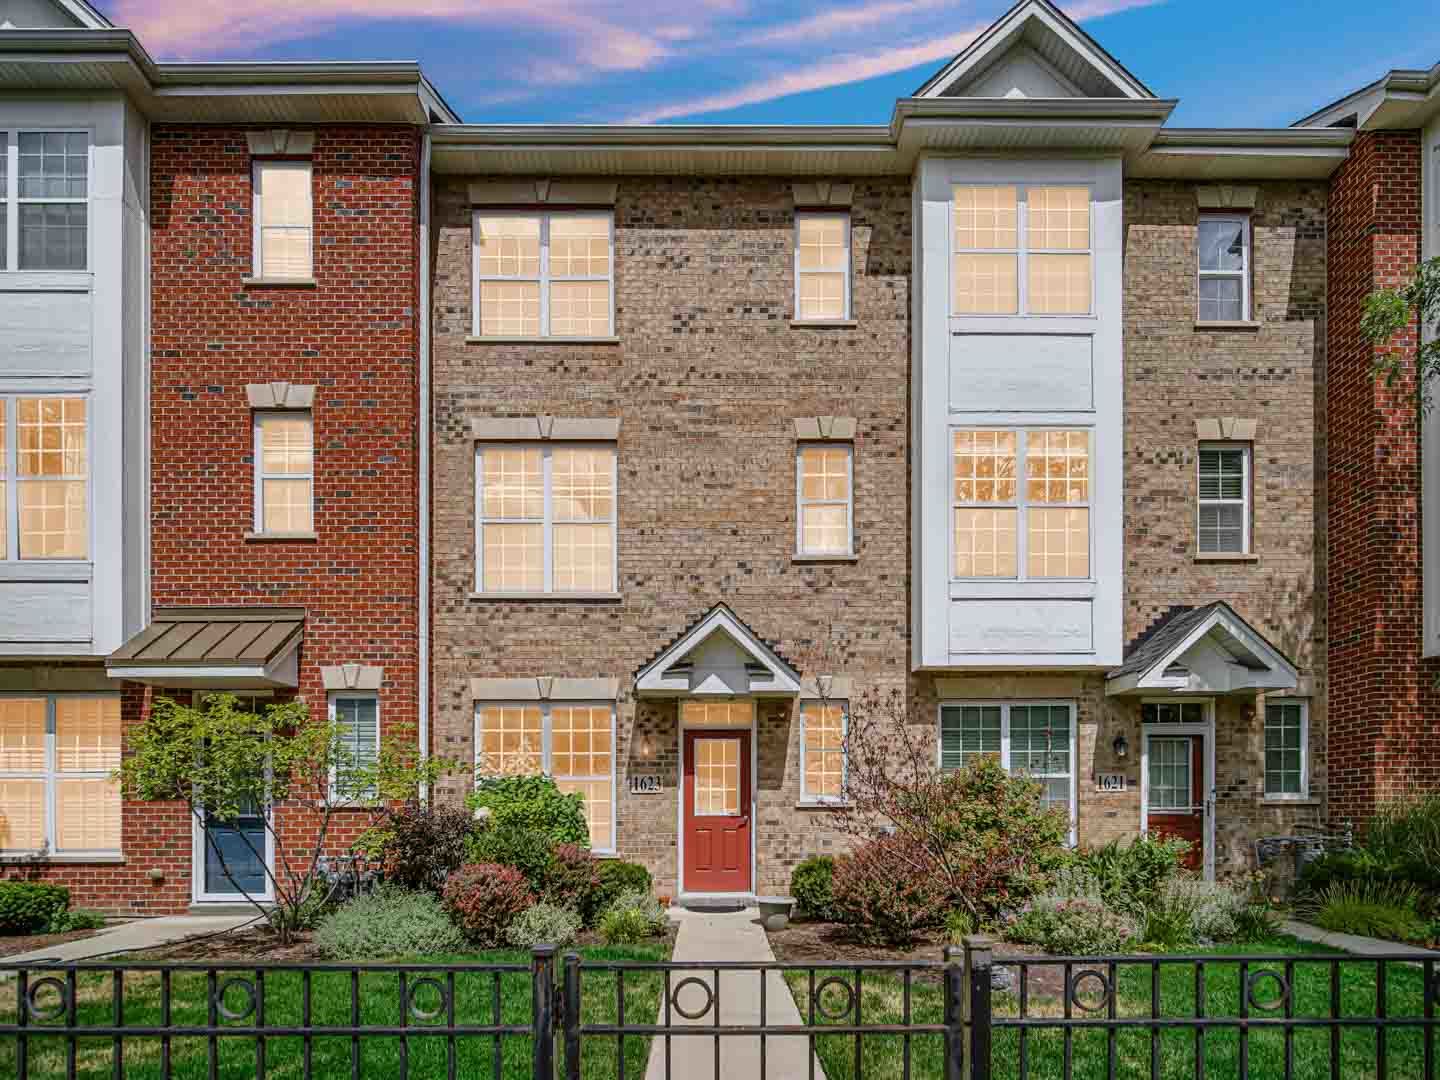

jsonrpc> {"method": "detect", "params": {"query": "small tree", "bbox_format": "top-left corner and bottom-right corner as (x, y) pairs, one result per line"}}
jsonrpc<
(118, 693), (451, 943)
(1362, 255), (1440, 410)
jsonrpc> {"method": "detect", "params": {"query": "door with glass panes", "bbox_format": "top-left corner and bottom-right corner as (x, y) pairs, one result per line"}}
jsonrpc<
(191, 693), (273, 903)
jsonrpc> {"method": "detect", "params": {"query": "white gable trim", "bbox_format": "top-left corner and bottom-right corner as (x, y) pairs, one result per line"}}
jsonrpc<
(635, 605), (802, 698)
(915, 0), (1152, 101)
(1106, 606), (1298, 697)
(44, 0), (112, 28)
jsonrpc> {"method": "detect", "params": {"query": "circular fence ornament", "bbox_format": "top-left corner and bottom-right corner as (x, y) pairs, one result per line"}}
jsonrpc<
(670, 977), (714, 1021)
(1068, 970), (1113, 1014)
(814, 977), (856, 1022)
(25, 977), (68, 1023)
(407, 977), (448, 1022)
(216, 977), (258, 1022)
(1245, 969), (1290, 1013)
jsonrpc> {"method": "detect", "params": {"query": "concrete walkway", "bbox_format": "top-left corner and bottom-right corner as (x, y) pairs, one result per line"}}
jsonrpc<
(644, 907), (826, 1080)
(2, 914), (257, 967)
(1283, 919), (1438, 957)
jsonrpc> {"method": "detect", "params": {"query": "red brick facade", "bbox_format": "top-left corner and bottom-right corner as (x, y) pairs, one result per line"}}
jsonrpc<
(1326, 129), (1440, 823)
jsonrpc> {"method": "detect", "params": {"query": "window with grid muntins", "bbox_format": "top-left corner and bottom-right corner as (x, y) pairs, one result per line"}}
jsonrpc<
(796, 444), (852, 556)
(9, 132), (88, 271)
(255, 412), (313, 534)
(952, 184), (1090, 316)
(331, 696), (379, 800)
(473, 212), (613, 338)
(1147, 738), (1193, 810)
(475, 444), (616, 594)
(940, 702), (1076, 831)
(0, 396), (89, 561)
(952, 428), (1089, 579)
(1198, 216), (1249, 321)
(1264, 701), (1306, 797)
(1197, 445), (1248, 553)
(801, 702), (846, 801)
(795, 212), (850, 321)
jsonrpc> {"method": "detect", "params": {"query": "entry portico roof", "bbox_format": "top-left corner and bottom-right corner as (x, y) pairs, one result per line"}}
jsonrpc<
(107, 607), (304, 689)
(1105, 602), (1298, 697)
(635, 604), (802, 698)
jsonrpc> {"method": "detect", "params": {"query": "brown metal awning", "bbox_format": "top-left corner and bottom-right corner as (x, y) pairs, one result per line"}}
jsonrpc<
(106, 607), (305, 688)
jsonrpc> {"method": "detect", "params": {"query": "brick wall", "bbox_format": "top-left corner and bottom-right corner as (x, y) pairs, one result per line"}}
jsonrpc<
(1326, 129), (1440, 823)
(430, 176), (912, 895)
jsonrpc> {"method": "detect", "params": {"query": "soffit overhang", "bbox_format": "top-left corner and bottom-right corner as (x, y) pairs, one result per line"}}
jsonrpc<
(635, 604), (802, 699)
(1293, 64), (1440, 132)
(107, 607), (305, 689)
(1105, 602), (1298, 698)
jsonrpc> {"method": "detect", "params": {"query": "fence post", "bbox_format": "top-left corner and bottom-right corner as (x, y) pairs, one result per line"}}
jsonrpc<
(963, 936), (994, 1080)
(532, 944), (557, 1079)
(943, 946), (964, 1080)
(562, 951), (582, 1080)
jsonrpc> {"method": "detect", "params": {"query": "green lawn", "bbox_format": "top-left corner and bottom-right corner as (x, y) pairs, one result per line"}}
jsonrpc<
(0, 944), (667, 1080)
(785, 937), (1436, 1080)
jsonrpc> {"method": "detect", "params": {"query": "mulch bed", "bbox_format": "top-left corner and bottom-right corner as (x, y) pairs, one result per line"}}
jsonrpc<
(0, 928), (110, 959)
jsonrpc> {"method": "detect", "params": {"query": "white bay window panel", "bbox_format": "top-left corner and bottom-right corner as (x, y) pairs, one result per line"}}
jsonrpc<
(475, 702), (616, 853)
(15, 131), (88, 271)
(1197, 444), (1249, 554)
(940, 701), (1076, 836)
(795, 212), (851, 321)
(476, 444), (617, 595)
(796, 444), (853, 556)
(255, 412), (314, 534)
(1198, 216), (1250, 322)
(9, 396), (88, 561)
(952, 184), (1091, 316)
(254, 160), (313, 280)
(474, 212), (613, 338)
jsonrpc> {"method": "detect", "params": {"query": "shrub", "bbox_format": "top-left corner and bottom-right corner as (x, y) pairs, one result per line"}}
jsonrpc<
(1232, 899), (1283, 943)
(1075, 836), (1191, 918)
(1310, 881), (1428, 942)
(442, 863), (534, 947)
(315, 886), (465, 960)
(944, 909), (977, 943)
(1006, 895), (1137, 955)
(505, 902), (583, 948)
(466, 776), (588, 847)
(1363, 794), (1440, 893)
(360, 802), (477, 893)
(0, 882), (70, 935)
(544, 845), (602, 924)
(467, 826), (557, 892)
(597, 889), (668, 945)
(832, 835), (951, 946)
(45, 909), (107, 934)
(595, 860), (652, 913)
(1141, 876), (1214, 949)
(791, 856), (838, 922)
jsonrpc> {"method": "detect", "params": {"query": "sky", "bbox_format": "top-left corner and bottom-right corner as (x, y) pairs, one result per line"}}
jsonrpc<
(95, 0), (1440, 127)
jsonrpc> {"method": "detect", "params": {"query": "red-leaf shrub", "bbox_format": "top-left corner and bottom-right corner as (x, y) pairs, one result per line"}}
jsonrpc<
(832, 835), (951, 946)
(441, 863), (533, 946)
(544, 844), (602, 924)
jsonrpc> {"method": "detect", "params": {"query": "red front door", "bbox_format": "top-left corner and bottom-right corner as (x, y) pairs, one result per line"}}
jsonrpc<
(1147, 734), (1205, 872)
(683, 731), (752, 894)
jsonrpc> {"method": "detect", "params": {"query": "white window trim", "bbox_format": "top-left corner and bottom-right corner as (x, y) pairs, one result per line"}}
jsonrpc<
(252, 409), (314, 535)
(1197, 213), (1251, 322)
(473, 441), (618, 596)
(793, 211), (852, 322)
(795, 442), (854, 557)
(1263, 698), (1310, 802)
(2, 128), (91, 273)
(1197, 441), (1251, 555)
(798, 699), (848, 806)
(328, 692), (380, 803)
(950, 183), (1093, 318)
(251, 159), (314, 281)
(937, 700), (1078, 845)
(949, 426), (1093, 582)
(471, 210), (616, 339)
(0, 393), (92, 563)
(0, 692), (121, 858)
(473, 700), (618, 855)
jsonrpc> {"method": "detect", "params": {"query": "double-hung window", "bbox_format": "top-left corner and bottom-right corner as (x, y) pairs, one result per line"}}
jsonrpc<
(952, 185), (1091, 316)
(253, 160), (314, 280)
(0, 695), (121, 855)
(800, 701), (846, 803)
(1197, 444), (1249, 554)
(1, 131), (89, 271)
(254, 411), (314, 534)
(473, 212), (613, 338)
(952, 428), (1090, 579)
(940, 702), (1075, 833)
(796, 444), (853, 556)
(1263, 700), (1308, 799)
(1198, 216), (1250, 322)
(794, 212), (850, 321)
(329, 695), (379, 801)
(0, 395), (89, 560)
(475, 703), (616, 852)
(475, 444), (616, 594)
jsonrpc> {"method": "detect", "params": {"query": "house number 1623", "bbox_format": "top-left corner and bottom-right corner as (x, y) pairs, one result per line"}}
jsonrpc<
(628, 775), (663, 794)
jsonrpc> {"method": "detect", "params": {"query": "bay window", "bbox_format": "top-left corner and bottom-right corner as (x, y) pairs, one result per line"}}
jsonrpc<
(1, 131), (89, 271)
(952, 184), (1090, 316)
(0, 395), (89, 560)
(940, 701), (1076, 834)
(473, 212), (613, 338)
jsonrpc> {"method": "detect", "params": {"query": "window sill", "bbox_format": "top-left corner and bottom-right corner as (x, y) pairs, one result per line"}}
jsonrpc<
(242, 277), (317, 288)
(0, 853), (125, 865)
(244, 531), (318, 542)
(796, 800), (849, 810)
(793, 553), (859, 563)
(1194, 553), (1258, 563)
(466, 336), (620, 345)
(467, 591), (622, 602)
(1194, 320), (1260, 331)
(790, 319), (857, 329)
(1262, 796), (1320, 807)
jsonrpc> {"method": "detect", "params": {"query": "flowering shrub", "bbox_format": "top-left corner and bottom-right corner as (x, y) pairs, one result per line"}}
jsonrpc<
(832, 835), (951, 946)
(441, 863), (533, 946)
(1006, 895), (1138, 955)
(544, 844), (602, 924)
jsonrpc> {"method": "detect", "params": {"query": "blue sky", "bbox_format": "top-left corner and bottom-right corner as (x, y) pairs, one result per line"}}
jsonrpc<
(100, 0), (1440, 127)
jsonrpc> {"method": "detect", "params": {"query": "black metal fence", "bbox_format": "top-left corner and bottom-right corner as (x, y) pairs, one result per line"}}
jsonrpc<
(2, 939), (1436, 1078)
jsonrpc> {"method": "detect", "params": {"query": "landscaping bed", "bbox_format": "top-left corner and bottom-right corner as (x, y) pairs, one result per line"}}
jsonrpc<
(0, 927), (111, 959)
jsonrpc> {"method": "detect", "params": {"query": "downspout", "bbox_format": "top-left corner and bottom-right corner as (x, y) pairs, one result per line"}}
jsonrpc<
(418, 129), (433, 798)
